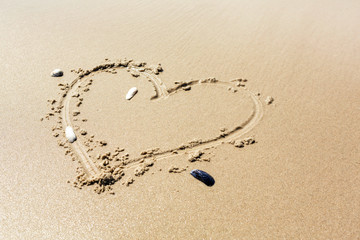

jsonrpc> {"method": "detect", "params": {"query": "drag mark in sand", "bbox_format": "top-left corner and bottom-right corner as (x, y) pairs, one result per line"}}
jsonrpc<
(123, 78), (263, 168)
(44, 59), (264, 191)
(60, 75), (101, 179)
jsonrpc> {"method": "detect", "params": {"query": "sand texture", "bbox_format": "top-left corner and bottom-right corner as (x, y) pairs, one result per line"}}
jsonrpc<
(1, 0), (360, 239)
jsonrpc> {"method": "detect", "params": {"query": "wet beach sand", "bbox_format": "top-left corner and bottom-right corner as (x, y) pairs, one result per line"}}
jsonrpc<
(1, 0), (360, 239)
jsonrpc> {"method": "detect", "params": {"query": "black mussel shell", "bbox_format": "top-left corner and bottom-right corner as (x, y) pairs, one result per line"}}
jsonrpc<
(190, 169), (215, 186)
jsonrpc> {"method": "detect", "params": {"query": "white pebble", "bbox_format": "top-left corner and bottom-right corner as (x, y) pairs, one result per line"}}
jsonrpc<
(126, 87), (138, 100)
(265, 96), (274, 105)
(51, 69), (63, 77)
(65, 126), (77, 143)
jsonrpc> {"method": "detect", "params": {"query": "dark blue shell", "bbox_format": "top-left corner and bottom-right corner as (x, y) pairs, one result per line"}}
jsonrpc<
(190, 169), (215, 186)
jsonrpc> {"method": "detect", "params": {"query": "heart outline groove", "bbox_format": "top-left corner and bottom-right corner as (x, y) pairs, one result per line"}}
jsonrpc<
(44, 58), (263, 192)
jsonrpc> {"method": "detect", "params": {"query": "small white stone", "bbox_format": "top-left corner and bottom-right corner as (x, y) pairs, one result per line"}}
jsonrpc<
(51, 69), (63, 77)
(265, 96), (274, 105)
(65, 126), (77, 143)
(126, 87), (138, 100)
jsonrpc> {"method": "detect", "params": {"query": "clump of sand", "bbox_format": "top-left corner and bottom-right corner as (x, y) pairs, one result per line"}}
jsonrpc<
(229, 136), (256, 148)
(168, 167), (186, 173)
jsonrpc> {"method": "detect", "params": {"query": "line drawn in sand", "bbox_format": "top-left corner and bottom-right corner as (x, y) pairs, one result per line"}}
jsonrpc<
(44, 59), (264, 193)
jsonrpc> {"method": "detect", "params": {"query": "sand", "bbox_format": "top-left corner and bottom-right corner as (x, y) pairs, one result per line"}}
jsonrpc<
(1, 0), (360, 239)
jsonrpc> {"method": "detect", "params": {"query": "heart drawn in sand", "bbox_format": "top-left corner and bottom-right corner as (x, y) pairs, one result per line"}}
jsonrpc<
(45, 59), (263, 191)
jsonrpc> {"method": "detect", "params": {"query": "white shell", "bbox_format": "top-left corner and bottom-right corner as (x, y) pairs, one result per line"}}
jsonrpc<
(51, 69), (63, 77)
(126, 87), (138, 100)
(65, 126), (77, 143)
